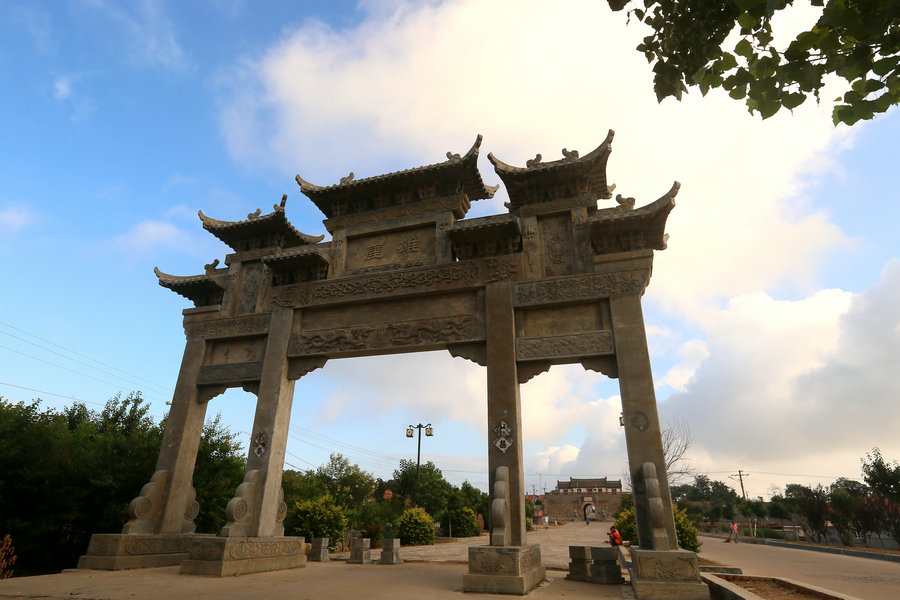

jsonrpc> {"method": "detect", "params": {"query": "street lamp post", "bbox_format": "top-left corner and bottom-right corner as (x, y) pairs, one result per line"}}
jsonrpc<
(406, 423), (434, 482)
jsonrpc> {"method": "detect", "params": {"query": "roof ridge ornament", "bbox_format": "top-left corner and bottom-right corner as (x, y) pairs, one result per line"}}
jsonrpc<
(446, 151), (461, 160)
(615, 194), (635, 210)
(340, 172), (355, 184)
(204, 259), (220, 276)
(562, 148), (579, 160)
(274, 194), (287, 211)
(525, 154), (542, 168)
(247, 208), (262, 220)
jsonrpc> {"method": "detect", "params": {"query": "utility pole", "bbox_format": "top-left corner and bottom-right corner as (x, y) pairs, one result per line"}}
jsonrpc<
(729, 470), (749, 500)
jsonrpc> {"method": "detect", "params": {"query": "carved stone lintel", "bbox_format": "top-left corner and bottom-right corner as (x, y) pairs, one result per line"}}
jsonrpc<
(514, 271), (649, 306)
(516, 332), (613, 362)
(197, 362), (263, 386)
(287, 356), (328, 380)
(184, 313), (271, 340)
(516, 361), (552, 383)
(447, 342), (486, 366)
(289, 315), (483, 357)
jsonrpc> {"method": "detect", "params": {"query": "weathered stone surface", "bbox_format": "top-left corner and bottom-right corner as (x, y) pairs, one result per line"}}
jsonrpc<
(348, 537), (372, 564)
(179, 536), (307, 577)
(308, 538), (329, 562)
(629, 548), (709, 600)
(464, 545), (545, 595)
(78, 533), (201, 570)
(379, 538), (402, 564)
(565, 546), (624, 585)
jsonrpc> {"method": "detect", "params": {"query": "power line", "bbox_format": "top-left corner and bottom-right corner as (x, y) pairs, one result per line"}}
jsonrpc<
(0, 321), (174, 396)
(0, 381), (107, 407)
(0, 344), (168, 404)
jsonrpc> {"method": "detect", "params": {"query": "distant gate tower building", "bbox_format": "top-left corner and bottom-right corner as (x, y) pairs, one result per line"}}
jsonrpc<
(78, 132), (708, 598)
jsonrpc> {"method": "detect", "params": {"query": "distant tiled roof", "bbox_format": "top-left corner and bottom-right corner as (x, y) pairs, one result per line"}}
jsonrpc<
(556, 477), (622, 490)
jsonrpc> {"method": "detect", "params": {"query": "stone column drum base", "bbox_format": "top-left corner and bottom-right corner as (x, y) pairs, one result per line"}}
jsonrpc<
(463, 545), (546, 595)
(565, 546), (624, 584)
(77, 533), (200, 570)
(179, 536), (308, 577)
(629, 548), (710, 600)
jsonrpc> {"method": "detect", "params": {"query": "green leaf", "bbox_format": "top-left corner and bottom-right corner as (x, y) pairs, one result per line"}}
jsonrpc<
(607, 0), (629, 11)
(783, 93), (806, 110)
(735, 38), (754, 58)
(729, 85), (748, 100)
(756, 30), (773, 46)
(716, 52), (738, 72)
(757, 99), (782, 119)
(738, 13), (757, 31)
(634, 8), (645, 20)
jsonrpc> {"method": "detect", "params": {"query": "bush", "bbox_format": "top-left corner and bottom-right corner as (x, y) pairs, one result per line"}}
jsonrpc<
(397, 507), (435, 546)
(289, 496), (347, 550)
(441, 507), (480, 538)
(612, 504), (701, 553)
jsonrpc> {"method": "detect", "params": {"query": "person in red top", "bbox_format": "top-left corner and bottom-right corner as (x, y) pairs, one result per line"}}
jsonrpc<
(607, 526), (622, 546)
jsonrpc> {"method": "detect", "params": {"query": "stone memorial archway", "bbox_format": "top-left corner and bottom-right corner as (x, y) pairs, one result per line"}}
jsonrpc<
(78, 133), (708, 598)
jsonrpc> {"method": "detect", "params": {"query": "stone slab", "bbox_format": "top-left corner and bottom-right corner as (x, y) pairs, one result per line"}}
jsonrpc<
(77, 533), (199, 570)
(629, 548), (709, 600)
(463, 545), (545, 595)
(179, 536), (307, 577)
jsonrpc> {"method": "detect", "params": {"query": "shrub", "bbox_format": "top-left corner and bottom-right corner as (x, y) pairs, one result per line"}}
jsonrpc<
(0, 534), (16, 579)
(613, 504), (702, 553)
(397, 507), (435, 546)
(440, 507), (480, 538)
(289, 496), (347, 550)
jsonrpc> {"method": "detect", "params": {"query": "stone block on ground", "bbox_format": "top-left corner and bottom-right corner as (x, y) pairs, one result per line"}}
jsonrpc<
(309, 538), (329, 562)
(379, 538), (402, 564)
(179, 536), (307, 577)
(77, 533), (199, 570)
(348, 537), (371, 564)
(565, 545), (624, 584)
(463, 544), (545, 595)
(629, 548), (709, 600)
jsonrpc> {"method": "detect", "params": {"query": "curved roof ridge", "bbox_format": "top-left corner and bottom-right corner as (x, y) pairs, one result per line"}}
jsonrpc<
(488, 129), (614, 173)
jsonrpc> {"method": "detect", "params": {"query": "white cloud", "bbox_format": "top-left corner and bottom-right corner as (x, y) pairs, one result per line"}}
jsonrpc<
(53, 76), (72, 100)
(0, 204), (33, 233)
(113, 220), (193, 255)
(212, 0), (893, 492)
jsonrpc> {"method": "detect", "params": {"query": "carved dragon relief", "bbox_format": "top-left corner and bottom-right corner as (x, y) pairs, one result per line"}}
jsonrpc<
(290, 315), (484, 357)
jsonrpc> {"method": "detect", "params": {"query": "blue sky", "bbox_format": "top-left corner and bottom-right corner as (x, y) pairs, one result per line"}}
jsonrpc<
(2, 0), (898, 501)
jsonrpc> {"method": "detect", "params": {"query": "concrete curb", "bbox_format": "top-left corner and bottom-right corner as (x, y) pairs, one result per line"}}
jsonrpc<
(700, 534), (900, 564)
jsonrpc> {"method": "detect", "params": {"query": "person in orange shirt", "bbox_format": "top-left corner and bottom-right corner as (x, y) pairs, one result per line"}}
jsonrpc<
(607, 526), (622, 546)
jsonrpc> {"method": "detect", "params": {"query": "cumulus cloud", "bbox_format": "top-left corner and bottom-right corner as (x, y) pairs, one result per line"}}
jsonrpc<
(213, 0), (890, 493)
(111, 219), (196, 258)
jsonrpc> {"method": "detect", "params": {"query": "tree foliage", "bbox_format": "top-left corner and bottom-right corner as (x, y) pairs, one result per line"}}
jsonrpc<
(392, 459), (452, 516)
(0, 394), (245, 574)
(441, 506), (480, 538)
(613, 504), (701, 552)
(396, 507), (435, 546)
(288, 496), (348, 550)
(608, 0), (900, 124)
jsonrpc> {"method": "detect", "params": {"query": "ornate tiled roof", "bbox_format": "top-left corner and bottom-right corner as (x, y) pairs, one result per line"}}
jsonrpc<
(262, 245), (331, 285)
(198, 196), (324, 252)
(587, 182), (679, 255)
(295, 135), (499, 220)
(488, 130), (615, 211)
(446, 214), (522, 260)
(153, 266), (225, 307)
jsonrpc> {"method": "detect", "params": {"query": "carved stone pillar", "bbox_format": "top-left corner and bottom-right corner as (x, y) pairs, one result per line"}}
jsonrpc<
(611, 292), (709, 599)
(78, 338), (210, 570)
(181, 307), (307, 576)
(465, 281), (545, 595)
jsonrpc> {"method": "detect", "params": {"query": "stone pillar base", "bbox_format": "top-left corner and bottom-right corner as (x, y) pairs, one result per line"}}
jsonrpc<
(77, 533), (200, 570)
(379, 538), (402, 564)
(309, 538), (329, 562)
(348, 537), (372, 564)
(629, 548), (710, 600)
(179, 536), (307, 577)
(565, 546), (624, 584)
(463, 545), (545, 595)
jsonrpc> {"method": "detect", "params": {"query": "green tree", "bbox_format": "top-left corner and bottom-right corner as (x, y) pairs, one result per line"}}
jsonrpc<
(608, 0), (900, 124)
(861, 448), (900, 544)
(441, 507), (480, 538)
(787, 484), (831, 543)
(392, 460), (452, 516)
(288, 496), (348, 551)
(613, 504), (701, 552)
(316, 453), (376, 510)
(191, 414), (246, 534)
(396, 507), (435, 546)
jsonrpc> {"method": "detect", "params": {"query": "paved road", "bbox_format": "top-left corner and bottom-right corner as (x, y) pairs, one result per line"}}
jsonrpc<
(696, 535), (900, 600)
(2, 523), (897, 599)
